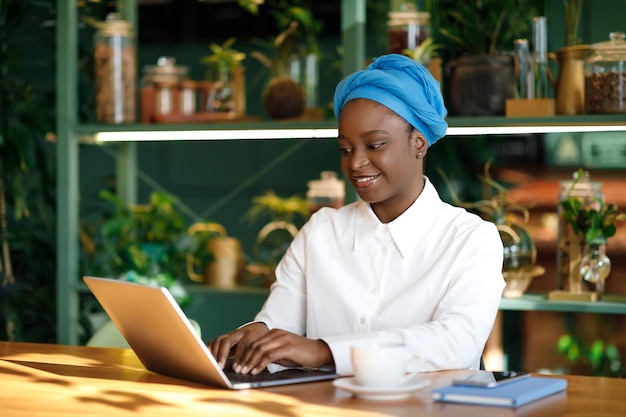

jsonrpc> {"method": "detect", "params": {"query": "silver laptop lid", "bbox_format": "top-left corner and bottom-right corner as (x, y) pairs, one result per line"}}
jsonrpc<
(83, 276), (233, 388)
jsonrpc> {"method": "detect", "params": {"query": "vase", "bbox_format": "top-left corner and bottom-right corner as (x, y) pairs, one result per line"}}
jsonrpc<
(497, 222), (544, 297)
(549, 44), (590, 115)
(556, 172), (604, 291)
(205, 65), (246, 115)
(580, 243), (611, 296)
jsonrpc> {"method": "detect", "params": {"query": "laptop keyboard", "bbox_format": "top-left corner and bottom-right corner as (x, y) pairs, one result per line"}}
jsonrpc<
(225, 366), (335, 384)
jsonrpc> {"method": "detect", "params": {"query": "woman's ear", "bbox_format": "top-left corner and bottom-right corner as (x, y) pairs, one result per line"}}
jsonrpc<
(413, 132), (428, 158)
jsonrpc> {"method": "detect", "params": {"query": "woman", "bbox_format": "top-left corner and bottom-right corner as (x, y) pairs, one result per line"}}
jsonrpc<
(208, 54), (505, 376)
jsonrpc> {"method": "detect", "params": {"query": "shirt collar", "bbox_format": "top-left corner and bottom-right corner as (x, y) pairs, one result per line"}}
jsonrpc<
(353, 177), (442, 258)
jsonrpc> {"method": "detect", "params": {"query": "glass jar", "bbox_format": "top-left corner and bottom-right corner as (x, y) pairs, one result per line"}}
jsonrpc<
(141, 56), (189, 118)
(306, 171), (345, 215)
(94, 13), (136, 124)
(585, 31), (626, 114)
(556, 171), (604, 292)
(386, 4), (430, 56)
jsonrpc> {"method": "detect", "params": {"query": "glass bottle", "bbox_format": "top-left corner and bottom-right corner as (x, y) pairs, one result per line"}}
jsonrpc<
(94, 13), (136, 124)
(580, 243), (611, 296)
(556, 171), (604, 292)
(585, 31), (626, 114)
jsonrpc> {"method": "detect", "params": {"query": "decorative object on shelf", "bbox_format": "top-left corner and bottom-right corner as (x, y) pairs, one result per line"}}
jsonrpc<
(550, 43), (589, 115)
(94, 12), (136, 124)
(306, 171), (345, 215)
(263, 74), (305, 119)
(139, 40), (249, 124)
(506, 37), (557, 118)
(201, 37), (247, 117)
(140, 56), (189, 122)
(387, 2), (431, 58)
(552, 169), (626, 300)
(542, 0), (587, 115)
(505, 17), (558, 117)
(440, 161), (544, 298)
(580, 243), (611, 295)
(243, 0), (323, 119)
(186, 222), (246, 289)
(438, 0), (544, 116)
(554, 170), (603, 297)
(585, 31), (626, 114)
(244, 190), (309, 286)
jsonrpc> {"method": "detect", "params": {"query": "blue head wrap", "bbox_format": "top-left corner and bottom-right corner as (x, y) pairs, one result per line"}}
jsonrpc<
(333, 54), (448, 146)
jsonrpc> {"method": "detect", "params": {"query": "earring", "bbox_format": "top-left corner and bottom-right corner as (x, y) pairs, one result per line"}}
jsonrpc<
(417, 152), (423, 157)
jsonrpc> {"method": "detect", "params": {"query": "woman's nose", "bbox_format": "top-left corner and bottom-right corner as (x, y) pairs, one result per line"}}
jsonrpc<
(348, 149), (369, 170)
(348, 151), (368, 171)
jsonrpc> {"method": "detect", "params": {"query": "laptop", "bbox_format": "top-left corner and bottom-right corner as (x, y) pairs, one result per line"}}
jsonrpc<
(83, 276), (338, 389)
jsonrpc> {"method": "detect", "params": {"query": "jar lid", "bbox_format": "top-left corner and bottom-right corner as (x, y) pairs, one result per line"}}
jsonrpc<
(388, 10), (430, 26)
(559, 171), (603, 197)
(307, 171), (345, 199)
(96, 12), (133, 36)
(143, 56), (189, 84)
(587, 31), (626, 63)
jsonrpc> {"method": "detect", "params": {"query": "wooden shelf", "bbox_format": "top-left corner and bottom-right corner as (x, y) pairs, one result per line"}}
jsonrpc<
(500, 292), (626, 315)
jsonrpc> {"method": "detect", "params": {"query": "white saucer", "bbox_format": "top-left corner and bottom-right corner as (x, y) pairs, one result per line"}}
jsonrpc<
(333, 377), (431, 401)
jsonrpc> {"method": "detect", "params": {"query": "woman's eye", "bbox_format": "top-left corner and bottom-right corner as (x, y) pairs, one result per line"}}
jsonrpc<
(368, 142), (384, 150)
(339, 147), (351, 155)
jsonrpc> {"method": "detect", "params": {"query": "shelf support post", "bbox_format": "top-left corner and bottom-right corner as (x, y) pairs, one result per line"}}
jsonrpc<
(56, 0), (80, 345)
(341, 0), (366, 77)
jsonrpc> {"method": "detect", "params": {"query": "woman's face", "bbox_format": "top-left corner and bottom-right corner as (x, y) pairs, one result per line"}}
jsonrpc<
(337, 98), (427, 223)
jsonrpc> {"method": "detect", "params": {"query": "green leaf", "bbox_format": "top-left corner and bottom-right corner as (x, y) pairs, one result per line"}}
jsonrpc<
(567, 342), (581, 363)
(589, 340), (605, 371)
(557, 334), (573, 353)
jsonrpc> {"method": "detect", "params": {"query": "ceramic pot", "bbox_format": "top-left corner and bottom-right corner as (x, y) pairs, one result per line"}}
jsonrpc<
(446, 54), (516, 116)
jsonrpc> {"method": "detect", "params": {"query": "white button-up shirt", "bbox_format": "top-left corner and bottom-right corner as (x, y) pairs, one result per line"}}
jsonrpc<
(255, 177), (505, 375)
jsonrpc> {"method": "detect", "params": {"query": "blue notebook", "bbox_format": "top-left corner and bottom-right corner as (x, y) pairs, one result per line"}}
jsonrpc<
(431, 376), (567, 408)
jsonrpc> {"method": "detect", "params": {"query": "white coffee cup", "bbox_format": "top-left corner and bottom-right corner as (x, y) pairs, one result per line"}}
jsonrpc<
(351, 342), (416, 387)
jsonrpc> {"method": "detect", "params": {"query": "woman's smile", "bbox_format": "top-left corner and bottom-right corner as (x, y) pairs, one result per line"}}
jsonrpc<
(352, 174), (381, 188)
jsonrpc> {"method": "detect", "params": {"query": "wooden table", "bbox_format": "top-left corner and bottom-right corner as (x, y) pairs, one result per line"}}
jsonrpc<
(1, 341), (625, 417)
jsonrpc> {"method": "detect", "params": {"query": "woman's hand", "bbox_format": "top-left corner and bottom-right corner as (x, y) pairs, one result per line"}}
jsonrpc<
(208, 324), (333, 375)
(229, 329), (333, 375)
(208, 322), (269, 369)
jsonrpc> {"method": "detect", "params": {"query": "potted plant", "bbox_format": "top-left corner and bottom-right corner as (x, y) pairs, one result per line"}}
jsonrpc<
(239, 0), (324, 119)
(81, 190), (192, 306)
(200, 37), (247, 116)
(436, 0), (544, 116)
(244, 189), (309, 286)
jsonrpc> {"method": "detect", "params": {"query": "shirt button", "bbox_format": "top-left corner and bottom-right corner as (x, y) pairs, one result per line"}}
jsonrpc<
(359, 316), (366, 325)
(371, 287), (379, 295)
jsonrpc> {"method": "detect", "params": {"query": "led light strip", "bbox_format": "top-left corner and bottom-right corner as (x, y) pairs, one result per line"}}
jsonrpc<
(94, 129), (339, 142)
(446, 124), (626, 136)
(92, 124), (626, 142)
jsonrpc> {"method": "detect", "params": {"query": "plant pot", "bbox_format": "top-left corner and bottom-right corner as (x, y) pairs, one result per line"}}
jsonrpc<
(446, 54), (516, 116)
